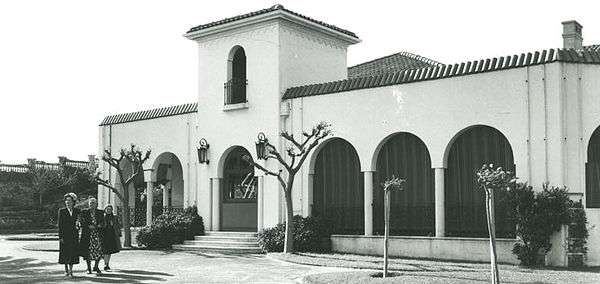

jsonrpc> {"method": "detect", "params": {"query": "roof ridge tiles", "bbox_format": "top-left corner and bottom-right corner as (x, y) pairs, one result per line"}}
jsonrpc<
(283, 47), (600, 100)
(186, 4), (357, 38)
(100, 102), (198, 126)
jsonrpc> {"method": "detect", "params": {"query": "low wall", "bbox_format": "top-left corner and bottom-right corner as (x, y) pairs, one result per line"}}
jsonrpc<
(331, 235), (519, 264)
(586, 208), (600, 266)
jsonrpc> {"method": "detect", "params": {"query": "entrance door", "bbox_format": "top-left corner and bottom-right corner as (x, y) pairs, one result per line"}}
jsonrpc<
(221, 147), (257, 231)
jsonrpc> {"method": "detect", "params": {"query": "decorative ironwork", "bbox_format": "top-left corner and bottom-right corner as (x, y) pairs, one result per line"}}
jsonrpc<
(224, 77), (247, 105)
(197, 138), (210, 164)
(255, 132), (268, 160)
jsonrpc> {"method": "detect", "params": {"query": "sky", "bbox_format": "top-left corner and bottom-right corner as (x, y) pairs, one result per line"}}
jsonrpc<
(0, 0), (599, 164)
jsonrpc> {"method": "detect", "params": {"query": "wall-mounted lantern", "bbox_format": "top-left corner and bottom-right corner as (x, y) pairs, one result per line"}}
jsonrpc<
(255, 132), (269, 160)
(197, 138), (210, 164)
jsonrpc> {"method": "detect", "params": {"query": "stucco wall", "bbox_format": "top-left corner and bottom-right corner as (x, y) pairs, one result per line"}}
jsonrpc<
(97, 112), (197, 218)
(331, 235), (519, 264)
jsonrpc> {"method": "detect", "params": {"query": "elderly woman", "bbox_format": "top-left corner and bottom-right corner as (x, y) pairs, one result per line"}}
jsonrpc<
(101, 204), (121, 270)
(58, 193), (80, 277)
(79, 197), (104, 274)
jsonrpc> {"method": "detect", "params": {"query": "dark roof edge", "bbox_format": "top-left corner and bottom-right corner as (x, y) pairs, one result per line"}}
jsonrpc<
(348, 51), (443, 70)
(283, 48), (600, 100)
(186, 4), (358, 39)
(100, 103), (197, 126)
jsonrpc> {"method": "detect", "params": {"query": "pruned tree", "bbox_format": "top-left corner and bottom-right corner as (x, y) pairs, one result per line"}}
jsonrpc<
(93, 144), (151, 247)
(476, 164), (516, 284)
(244, 121), (331, 253)
(381, 175), (406, 278)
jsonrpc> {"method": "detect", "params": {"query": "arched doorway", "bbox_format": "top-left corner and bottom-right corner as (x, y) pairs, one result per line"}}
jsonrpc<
(373, 133), (434, 236)
(152, 152), (184, 214)
(445, 125), (515, 237)
(313, 138), (363, 234)
(221, 146), (257, 231)
(586, 126), (600, 208)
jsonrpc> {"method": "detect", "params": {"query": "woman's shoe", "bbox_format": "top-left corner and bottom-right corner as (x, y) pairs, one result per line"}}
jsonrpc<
(87, 269), (92, 274)
(104, 265), (111, 271)
(94, 267), (102, 274)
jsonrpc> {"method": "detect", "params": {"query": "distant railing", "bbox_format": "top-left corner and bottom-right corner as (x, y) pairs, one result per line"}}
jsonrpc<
(0, 164), (29, 173)
(224, 77), (247, 105)
(0, 156), (95, 174)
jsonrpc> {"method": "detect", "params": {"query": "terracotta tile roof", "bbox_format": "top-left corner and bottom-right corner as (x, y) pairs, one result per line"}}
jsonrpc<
(186, 4), (358, 39)
(100, 103), (197, 126)
(348, 52), (443, 78)
(584, 44), (600, 52)
(283, 48), (600, 100)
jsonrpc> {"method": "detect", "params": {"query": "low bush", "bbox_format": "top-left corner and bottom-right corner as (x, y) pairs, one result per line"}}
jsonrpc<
(509, 183), (588, 266)
(258, 215), (331, 253)
(136, 205), (204, 249)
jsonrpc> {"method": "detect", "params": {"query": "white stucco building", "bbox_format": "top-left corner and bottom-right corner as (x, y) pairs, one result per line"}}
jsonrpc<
(98, 5), (600, 266)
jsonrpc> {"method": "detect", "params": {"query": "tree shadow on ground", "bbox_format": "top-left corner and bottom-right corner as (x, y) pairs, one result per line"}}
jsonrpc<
(0, 256), (173, 283)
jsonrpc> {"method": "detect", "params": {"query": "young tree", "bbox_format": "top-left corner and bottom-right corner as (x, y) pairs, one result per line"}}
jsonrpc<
(244, 121), (331, 253)
(93, 144), (151, 247)
(476, 164), (515, 284)
(27, 161), (71, 209)
(381, 175), (405, 278)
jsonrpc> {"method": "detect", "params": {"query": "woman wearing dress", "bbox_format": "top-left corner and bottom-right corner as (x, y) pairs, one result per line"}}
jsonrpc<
(78, 197), (104, 274)
(101, 204), (121, 270)
(58, 192), (80, 277)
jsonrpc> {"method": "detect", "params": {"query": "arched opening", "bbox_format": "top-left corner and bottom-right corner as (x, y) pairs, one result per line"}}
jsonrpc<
(586, 126), (600, 208)
(445, 125), (515, 238)
(221, 146), (257, 231)
(152, 152), (184, 214)
(373, 133), (434, 236)
(225, 46), (247, 105)
(313, 138), (363, 234)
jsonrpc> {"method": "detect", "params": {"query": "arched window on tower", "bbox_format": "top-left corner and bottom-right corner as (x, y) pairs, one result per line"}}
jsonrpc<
(225, 46), (247, 105)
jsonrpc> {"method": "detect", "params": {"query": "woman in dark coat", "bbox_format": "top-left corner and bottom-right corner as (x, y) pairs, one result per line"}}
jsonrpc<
(78, 197), (104, 274)
(58, 192), (80, 277)
(101, 204), (121, 270)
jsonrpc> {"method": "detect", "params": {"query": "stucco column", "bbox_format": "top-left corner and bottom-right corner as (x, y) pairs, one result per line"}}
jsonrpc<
(306, 173), (314, 216)
(434, 167), (445, 237)
(144, 170), (155, 226)
(211, 178), (221, 231)
(162, 185), (169, 209)
(363, 171), (374, 236)
(257, 175), (264, 231)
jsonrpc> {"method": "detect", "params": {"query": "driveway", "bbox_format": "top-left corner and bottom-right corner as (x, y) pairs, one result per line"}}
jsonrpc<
(0, 235), (348, 283)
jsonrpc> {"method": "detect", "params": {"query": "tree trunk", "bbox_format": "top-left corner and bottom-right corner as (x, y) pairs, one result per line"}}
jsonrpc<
(283, 188), (295, 253)
(383, 189), (390, 278)
(122, 183), (132, 247)
(485, 188), (500, 284)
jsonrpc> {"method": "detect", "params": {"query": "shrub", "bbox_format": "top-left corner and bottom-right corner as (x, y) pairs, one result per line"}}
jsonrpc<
(509, 183), (585, 266)
(258, 215), (331, 253)
(136, 205), (204, 249)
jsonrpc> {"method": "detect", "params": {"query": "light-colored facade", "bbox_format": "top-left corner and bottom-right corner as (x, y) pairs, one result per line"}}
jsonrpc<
(98, 6), (600, 266)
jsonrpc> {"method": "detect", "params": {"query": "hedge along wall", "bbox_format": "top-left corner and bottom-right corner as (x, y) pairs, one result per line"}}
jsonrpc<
(373, 132), (435, 236)
(445, 125), (516, 238)
(312, 138), (364, 234)
(586, 126), (600, 208)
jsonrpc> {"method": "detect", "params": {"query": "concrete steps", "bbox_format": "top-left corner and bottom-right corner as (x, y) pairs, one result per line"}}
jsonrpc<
(173, 231), (263, 254)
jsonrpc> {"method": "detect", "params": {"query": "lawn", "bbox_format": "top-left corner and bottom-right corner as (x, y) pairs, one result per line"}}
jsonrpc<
(270, 252), (600, 284)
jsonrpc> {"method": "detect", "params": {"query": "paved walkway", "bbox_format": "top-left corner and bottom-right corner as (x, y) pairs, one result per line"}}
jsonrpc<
(0, 235), (348, 283)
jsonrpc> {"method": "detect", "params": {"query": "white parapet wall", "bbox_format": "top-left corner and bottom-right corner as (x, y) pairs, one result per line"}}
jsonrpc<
(331, 235), (519, 264)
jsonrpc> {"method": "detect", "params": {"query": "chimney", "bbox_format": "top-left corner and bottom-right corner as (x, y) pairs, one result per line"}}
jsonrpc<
(562, 20), (583, 49)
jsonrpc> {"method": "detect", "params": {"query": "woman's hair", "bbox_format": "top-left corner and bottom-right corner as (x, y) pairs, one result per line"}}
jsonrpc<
(63, 192), (77, 202)
(104, 204), (113, 211)
(88, 197), (98, 204)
